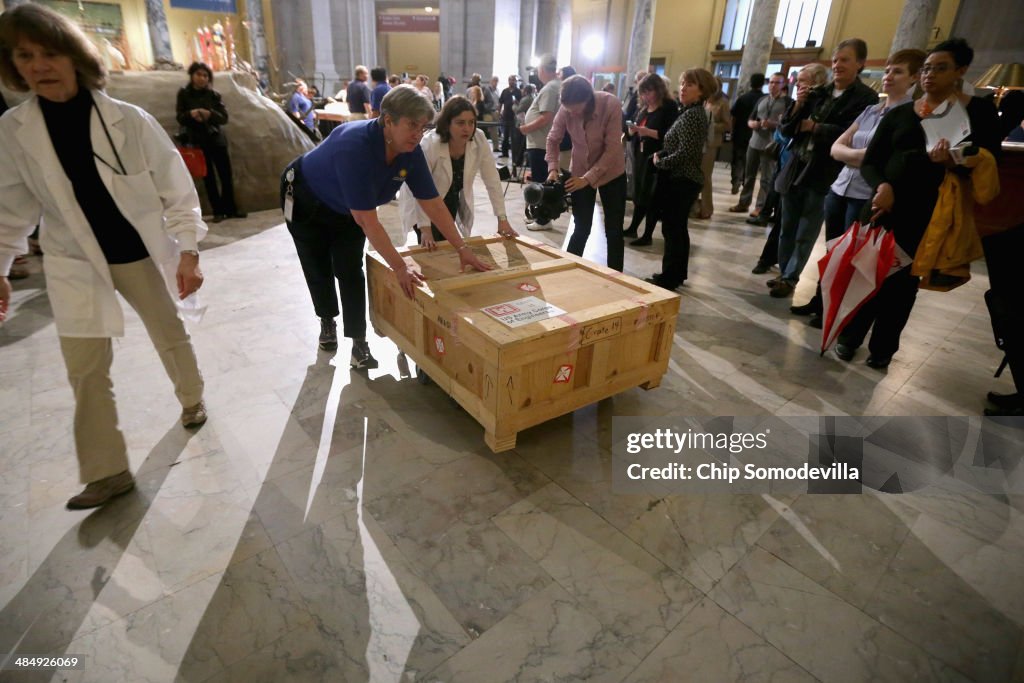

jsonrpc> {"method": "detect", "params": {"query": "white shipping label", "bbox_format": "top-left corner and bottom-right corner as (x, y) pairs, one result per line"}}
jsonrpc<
(480, 296), (567, 328)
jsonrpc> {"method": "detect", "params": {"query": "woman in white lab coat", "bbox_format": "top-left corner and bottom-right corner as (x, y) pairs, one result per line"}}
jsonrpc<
(0, 4), (208, 509)
(399, 96), (517, 245)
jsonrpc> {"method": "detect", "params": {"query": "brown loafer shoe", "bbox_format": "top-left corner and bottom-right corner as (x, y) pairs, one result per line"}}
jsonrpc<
(181, 400), (208, 428)
(769, 281), (795, 298)
(66, 470), (135, 509)
(728, 204), (749, 213)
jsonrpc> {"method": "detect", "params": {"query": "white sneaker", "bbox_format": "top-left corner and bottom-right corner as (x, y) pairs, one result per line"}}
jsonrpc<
(527, 221), (552, 231)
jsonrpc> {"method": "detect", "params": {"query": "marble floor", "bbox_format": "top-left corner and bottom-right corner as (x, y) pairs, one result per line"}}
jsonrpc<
(1, 164), (1022, 682)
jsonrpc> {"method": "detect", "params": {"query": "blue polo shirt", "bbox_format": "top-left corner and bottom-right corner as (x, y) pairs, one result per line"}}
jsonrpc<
(288, 91), (314, 130)
(300, 118), (438, 215)
(370, 82), (390, 113)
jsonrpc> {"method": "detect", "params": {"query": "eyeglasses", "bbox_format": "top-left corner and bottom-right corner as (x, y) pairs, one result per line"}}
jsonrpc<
(920, 64), (954, 75)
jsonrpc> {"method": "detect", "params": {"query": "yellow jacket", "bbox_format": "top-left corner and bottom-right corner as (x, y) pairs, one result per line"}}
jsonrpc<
(913, 147), (1000, 291)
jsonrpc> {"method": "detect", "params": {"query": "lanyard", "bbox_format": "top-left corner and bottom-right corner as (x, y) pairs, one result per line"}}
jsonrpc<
(91, 100), (127, 176)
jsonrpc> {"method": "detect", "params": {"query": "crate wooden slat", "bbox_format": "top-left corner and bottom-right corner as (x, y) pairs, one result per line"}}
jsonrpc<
(367, 236), (680, 452)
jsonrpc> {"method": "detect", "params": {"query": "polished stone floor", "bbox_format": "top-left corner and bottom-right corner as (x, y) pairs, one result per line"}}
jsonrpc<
(1, 164), (1022, 682)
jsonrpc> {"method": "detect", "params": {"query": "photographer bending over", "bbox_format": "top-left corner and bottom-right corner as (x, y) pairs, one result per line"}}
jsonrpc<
(545, 75), (627, 271)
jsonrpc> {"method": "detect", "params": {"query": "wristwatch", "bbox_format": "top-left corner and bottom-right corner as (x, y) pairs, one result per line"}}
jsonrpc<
(181, 249), (199, 257)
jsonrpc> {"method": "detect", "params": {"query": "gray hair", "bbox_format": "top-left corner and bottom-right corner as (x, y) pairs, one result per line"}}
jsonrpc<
(380, 84), (436, 123)
(538, 53), (558, 74)
(800, 63), (829, 87)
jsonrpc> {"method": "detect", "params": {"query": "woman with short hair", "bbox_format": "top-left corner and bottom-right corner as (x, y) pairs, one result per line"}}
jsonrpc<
(0, 4), (209, 508)
(176, 61), (245, 222)
(400, 96), (517, 245)
(623, 72), (678, 245)
(281, 85), (491, 368)
(546, 75), (628, 271)
(645, 68), (716, 290)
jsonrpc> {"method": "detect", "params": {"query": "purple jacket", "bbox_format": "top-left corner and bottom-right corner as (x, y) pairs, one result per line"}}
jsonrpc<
(545, 91), (626, 187)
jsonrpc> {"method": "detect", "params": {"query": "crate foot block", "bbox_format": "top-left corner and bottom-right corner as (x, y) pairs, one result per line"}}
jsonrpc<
(485, 430), (517, 453)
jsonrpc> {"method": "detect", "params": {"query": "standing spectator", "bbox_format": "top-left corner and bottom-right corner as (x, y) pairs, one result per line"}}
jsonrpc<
(498, 74), (521, 158)
(280, 86), (490, 367)
(512, 83), (535, 170)
(836, 39), (1000, 369)
(466, 85), (485, 119)
(413, 74), (434, 104)
(288, 78), (315, 131)
(546, 75), (628, 271)
(645, 68), (714, 289)
(519, 53), (561, 230)
(369, 66), (389, 117)
(432, 80), (445, 112)
(623, 72), (679, 245)
(623, 70), (648, 127)
(388, 74), (401, 88)
(176, 62), (245, 223)
(695, 77), (732, 219)
(731, 72), (790, 216)
(792, 49), (924, 326)
(730, 73), (765, 193)
(399, 96), (517, 243)
(347, 65), (372, 120)
(770, 39), (878, 299)
(0, 4), (209, 508)
(480, 75), (500, 152)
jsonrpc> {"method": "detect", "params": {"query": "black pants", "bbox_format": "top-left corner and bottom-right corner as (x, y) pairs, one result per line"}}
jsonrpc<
(280, 158), (368, 339)
(838, 265), (920, 359)
(731, 139), (749, 189)
(201, 144), (237, 216)
(500, 117), (515, 156)
(566, 173), (627, 272)
(655, 174), (702, 287)
(983, 227), (1024, 393)
(757, 221), (780, 268)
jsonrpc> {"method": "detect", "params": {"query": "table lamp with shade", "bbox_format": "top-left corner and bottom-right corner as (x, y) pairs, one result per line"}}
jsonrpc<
(974, 62), (1024, 103)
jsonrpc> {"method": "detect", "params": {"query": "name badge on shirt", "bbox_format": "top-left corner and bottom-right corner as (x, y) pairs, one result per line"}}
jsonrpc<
(283, 167), (296, 221)
(392, 168), (408, 183)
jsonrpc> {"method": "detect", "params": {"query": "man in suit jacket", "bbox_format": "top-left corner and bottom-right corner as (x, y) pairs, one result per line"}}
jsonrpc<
(769, 38), (879, 298)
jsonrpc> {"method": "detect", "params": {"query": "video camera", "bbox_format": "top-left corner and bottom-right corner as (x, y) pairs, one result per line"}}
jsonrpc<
(523, 170), (572, 224)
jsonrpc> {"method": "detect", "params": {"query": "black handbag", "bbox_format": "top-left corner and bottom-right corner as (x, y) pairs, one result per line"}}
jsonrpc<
(774, 154), (805, 194)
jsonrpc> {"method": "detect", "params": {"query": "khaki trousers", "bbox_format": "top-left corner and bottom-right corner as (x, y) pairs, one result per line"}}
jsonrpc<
(697, 145), (720, 216)
(59, 258), (204, 483)
(348, 113), (368, 121)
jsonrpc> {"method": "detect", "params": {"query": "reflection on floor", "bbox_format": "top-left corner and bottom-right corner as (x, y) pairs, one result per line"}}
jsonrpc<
(1, 164), (1022, 682)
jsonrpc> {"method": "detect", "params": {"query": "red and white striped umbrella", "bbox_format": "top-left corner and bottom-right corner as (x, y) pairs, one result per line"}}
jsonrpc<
(818, 222), (899, 355)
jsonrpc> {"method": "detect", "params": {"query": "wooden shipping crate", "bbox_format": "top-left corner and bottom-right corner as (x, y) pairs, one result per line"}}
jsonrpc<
(366, 236), (680, 452)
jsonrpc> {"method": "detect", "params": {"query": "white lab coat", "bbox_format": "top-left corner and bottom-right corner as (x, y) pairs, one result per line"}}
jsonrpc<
(398, 128), (506, 241)
(0, 90), (207, 337)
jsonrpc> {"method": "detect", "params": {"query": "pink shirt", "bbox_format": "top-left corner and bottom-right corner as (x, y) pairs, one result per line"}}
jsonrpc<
(545, 91), (626, 188)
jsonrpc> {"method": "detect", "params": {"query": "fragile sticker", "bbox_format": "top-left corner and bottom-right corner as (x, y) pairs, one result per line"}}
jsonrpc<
(554, 364), (573, 384)
(517, 282), (539, 292)
(434, 335), (446, 356)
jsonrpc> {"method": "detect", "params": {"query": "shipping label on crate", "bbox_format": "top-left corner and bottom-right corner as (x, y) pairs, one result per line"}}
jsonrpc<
(481, 296), (567, 328)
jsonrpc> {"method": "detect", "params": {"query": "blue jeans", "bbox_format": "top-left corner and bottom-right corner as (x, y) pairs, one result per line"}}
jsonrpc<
(566, 173), (627, 272)
(777, 185), (827, 284)
(823, 191), (868, 242)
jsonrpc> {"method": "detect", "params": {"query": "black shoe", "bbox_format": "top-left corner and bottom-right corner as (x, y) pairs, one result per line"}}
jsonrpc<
(865, 354), (892, 369)
(834, 343), (855, 362)
(318, 318), (338, 351)
(769, 281), (794, 298)
(731, 183), (740, 194)
(751, 262), (772, 275)
(986, 392), (1021, 410)
(212, 214), (227, 223)
(644, 276), (678, 292)
(351, 340), (379, 370)
(230, 211), (248, 219)
(807, 315), (823, 329)
(623, 228), (639, 238)
(630, 237), (653, 246)
(746, 216), (769, 226)
(790, 301), (820, 316)
(984, 404), (1024, 417)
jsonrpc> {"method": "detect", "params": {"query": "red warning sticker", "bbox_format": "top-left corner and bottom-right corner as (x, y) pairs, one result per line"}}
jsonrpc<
(434, 335), (446, 355)
(554, 364), (573, 384)
(517, 282), (539, 292)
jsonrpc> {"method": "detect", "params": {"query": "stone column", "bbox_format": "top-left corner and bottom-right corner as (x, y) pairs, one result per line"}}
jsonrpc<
(736, 0), (781, 95)
(310, 0), (341, 93)
(518, 0), (538, 72)
(625, 0), (657, 80)
(144, 0), (174, 65)
(535, 0), (559, 57)
(891, 0), (942, 52)
(244, 0), (270, 84)
(555, 0), (572, 67)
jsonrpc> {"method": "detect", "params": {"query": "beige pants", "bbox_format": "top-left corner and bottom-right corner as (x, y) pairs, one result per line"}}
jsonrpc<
(697, 145), (720, 216)
(59, 258), (204, 483)
(348, 113), (368, 121)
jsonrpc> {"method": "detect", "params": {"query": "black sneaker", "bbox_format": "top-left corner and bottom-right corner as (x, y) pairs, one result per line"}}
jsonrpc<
(351, 340), (379, 369)
(751, 262), (772, 275)
(834, 343), (855, 362)
(319, 318), (338, 351)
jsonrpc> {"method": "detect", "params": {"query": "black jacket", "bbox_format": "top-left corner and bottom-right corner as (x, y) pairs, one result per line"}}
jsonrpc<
(730, 89), (764, 144)
(780, 78), (878, 193)
(176, 85), (229, 147)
